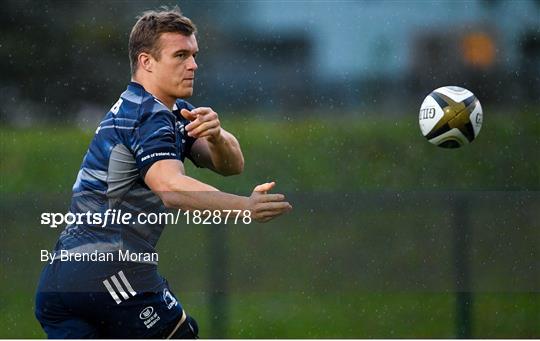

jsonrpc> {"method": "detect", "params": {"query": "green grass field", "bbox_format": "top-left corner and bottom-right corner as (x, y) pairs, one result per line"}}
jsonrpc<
(1, 113), (538, 338)
(1, 290), (538, 338)
(1, 112), (539, 193)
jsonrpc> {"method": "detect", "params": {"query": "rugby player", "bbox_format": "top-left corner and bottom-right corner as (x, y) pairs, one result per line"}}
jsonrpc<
(35, 7), (291, 338)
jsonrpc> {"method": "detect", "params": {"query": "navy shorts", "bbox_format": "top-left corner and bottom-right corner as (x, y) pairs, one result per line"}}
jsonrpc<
(35, 263), (198, 339)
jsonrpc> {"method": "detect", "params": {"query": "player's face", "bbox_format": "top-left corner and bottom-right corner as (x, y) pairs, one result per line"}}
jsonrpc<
(153, 32), (198, 100)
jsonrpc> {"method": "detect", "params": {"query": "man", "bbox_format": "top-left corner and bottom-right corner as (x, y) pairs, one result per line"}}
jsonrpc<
(35, 7), (291, 339)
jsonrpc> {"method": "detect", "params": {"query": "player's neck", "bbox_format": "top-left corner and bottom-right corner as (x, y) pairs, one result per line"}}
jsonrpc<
(131, 77), (175, 110)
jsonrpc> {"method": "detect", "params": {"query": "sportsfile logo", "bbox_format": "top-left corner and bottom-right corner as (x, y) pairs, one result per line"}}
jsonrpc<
(102, 270), (137, 304)
(41, 209), (252, 228)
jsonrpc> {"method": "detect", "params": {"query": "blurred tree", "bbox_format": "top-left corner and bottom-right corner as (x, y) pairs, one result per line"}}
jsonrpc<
(0, 1), (134, 124)
(519, 30), (540, 101)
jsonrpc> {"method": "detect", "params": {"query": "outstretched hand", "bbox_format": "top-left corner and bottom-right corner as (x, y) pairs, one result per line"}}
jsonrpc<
(247, 182), (292, 223)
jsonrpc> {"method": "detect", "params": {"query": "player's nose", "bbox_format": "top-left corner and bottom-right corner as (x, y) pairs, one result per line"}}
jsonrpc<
(187, 56), (198, 71)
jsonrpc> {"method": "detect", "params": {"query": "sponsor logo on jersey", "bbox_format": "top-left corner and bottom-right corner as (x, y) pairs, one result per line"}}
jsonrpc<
(139, 306), (160, 329)
(163, 288), (178, 310)
(140, 306), (154, 320)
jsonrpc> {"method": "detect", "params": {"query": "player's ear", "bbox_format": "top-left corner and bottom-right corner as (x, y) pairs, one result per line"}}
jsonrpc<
(138, 52), (153, 72)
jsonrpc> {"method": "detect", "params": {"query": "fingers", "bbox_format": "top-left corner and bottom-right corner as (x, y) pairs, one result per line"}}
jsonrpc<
(253, 182), (275, 193)
(254, 201), (292, 212)
(196, 128), (221, 139)
(180, 108), (197, 121)
(185, 110), (218, 130)
(187, 120), (220, 137)
(190, 107), (213, 116)
(183, 107), (216, 119)
(252, 204), (292, 222)
(184, 108), (220, 138)
(259, 193), (285, 202)
(249, 182), (292, 223)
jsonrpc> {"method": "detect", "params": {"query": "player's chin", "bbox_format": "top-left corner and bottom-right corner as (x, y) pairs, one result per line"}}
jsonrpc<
(177, 87), (194, 99)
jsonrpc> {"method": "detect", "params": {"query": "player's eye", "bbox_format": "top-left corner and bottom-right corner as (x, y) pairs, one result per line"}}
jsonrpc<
(176, 53), (186, 59)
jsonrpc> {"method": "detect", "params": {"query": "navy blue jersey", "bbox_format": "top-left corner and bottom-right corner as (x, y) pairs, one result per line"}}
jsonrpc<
(43, 81), (197, 294)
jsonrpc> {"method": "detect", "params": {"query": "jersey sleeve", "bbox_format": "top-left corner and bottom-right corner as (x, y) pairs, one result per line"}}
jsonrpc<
(131, 109), (179, 178)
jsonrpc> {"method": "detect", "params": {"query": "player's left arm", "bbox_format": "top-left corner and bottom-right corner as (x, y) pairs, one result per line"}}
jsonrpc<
(181, 107), (244, 176)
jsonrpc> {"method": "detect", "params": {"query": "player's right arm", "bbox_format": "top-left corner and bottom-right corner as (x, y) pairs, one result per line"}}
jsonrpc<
(144, 159), (292, 223)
